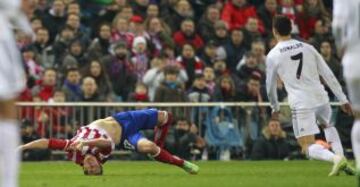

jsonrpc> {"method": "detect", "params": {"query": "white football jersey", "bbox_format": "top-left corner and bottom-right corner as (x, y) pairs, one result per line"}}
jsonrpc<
(266, 39), (348, 111)
(332, 0), (360, 49)
(0, 0), (33, 40)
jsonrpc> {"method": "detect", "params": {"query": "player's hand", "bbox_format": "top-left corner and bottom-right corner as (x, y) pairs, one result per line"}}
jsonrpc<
(69, 141), (85, 151)
(341, 103), (353, 116)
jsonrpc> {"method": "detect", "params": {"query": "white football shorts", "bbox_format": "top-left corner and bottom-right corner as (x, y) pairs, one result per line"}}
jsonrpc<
(292, 104), (333, 138)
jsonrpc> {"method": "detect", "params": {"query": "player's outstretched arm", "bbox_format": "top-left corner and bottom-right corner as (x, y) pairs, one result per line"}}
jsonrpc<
(19, 138), (50, 151)
(69, 138), (114, 151)
(19, 138), (71, 151)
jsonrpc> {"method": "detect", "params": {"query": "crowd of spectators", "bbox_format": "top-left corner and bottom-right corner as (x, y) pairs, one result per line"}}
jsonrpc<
(18, 0), (350, 160)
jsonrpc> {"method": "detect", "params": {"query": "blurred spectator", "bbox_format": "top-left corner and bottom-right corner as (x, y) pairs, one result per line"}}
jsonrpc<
(308, 19), (334, 50)
(129, 15), (148, 37)
(62, 39), (88, 73)
(176, 44), (205, 88)
(154, 65), (187, 102)
(130, 0), (150, 19)
(127, 82), (150, 102)
(42, 0), (66, 42)
(143, 57), (166, 101)
(279, 0), (301, 35)
(200, 40), (220, 66)
(213, 60), (240, 85)
(190, 0), (217, 20)
(238, 74), (263, 102)
(111, 16), (134, 47)
(257, 0), (279, 35)
(33, 27), (55, 68)
(146, 17), (174, 57)
(225, 29), (247, 72)
(203, 67), (216, 95)
(198, 5), (221, 41)
(213, 20), (229, 47)
(102, 41), (137, 101)
(319, 40), (343, 101)
(88, 23), (112, 59)
(238, 74), (265, 142)
(118, 5), (134, 21)
(237, 52), (264, 83)
(22, 45), (43, 81)
(237, 40), (266, 71)
(61, 68), (82, 102)
(319, 40), (340, 77)
(173, 19), (204, 51)
(221, 0), (264, 32)
(52, 26), (75, 67)
(251, 119), (290, 160)
(32, 68), (57, 102)
(131, 36), (150, 81)
(83, 60), (114, 101)
(67, 2), (81, 16)
(94, 0), (129, 27)
(80, 76), (103, 102)
(164, 0), (194, 32)
(297, 0), (330, 40)
(30, 17), (44, 35)
(244, 17), (263, 41)
(36, 90), (72, 137)
(65, 13), (91, 45)
(187, 74), (211, 102)
(166, 117), (205, 160)
(146, 4), (160, 19)
(213, 75), (238, 102)
(143, 59), (188, 101)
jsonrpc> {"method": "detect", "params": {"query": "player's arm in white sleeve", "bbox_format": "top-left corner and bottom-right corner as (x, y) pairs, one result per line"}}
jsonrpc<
(332, 0), (349, 49)
(313, 47), (348, 104)
(266, 55), (280, 113)
(0, 0), (34, 36)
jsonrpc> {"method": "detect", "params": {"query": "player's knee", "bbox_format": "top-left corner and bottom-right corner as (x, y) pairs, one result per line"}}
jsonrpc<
(157, 111), (167, 126)
(137, 140), (159, 154)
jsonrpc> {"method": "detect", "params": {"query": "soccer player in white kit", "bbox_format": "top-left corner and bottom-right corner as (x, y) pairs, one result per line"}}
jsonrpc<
(332, 0), (360, 182)
(266, 15), (354, 176)
(0, 0), (33, 187)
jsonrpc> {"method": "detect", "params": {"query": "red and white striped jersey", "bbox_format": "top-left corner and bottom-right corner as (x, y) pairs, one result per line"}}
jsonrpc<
(49, 125), (115, 166)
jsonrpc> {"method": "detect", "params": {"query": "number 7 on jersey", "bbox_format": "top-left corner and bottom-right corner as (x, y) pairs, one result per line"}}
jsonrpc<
(291, 52), (303, 79)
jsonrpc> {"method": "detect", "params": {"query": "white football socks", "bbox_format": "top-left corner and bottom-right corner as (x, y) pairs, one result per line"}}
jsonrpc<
(0, 120), (20, 187)
(351, 120), (360, 171)
(308, 143), (335, 162)
(324, 126), (344, 156)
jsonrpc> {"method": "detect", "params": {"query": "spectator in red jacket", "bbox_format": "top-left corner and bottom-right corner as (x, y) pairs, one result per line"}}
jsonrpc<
(31, 68), (57, 102)
(221, 0), (264, 32)
(173, 19), (204, 52)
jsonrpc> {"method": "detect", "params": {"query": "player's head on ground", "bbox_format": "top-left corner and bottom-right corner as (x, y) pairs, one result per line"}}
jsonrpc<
(272, 15), (292, 39)
(83, 154), (103, 176)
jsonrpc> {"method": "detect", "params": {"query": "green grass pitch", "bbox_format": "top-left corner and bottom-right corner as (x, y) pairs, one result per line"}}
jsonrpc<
(20, 161), (355, 187)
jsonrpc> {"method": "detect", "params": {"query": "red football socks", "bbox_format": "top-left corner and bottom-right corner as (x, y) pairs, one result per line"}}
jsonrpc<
(154, 148), (184, 167)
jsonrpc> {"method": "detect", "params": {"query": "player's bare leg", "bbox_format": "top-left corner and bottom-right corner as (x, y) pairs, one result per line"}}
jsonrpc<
(297, 135), (346, 176)
(137, 138), (199, 174)
(154, 111), (173, 148)
(0, 99), (20, 187)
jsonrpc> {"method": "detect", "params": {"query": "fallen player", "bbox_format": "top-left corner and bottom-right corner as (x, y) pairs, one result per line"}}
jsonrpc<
(19, 108), (199, 175)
